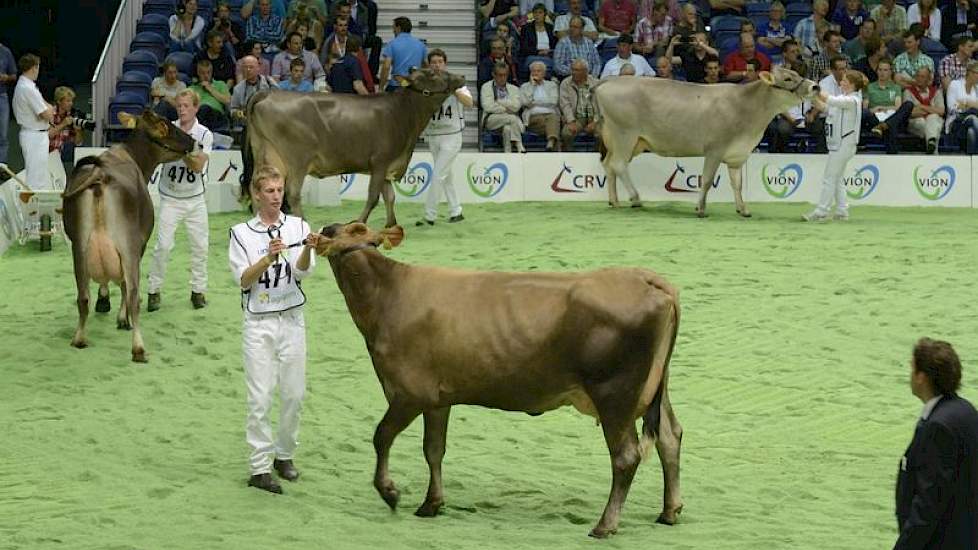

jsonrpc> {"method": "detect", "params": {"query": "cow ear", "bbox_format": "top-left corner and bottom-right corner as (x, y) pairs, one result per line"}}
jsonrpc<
(379, 225), (404, 249)
(759, 71), (775, 86)
(118, 112), (137, 129)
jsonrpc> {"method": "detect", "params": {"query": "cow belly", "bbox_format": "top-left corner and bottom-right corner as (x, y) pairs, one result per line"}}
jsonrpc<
(85, 230), (123, 284)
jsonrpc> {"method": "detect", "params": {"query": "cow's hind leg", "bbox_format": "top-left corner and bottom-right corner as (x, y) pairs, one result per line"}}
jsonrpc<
(416, 406), (451, 517)
(70, 260), (91, 349)
(122, 260), (146, 363)
(373, 403), (421, 510)
(727, 162), (750, 217)
(380, 177), (399, 228)
(95, 284), (111, 313)
(696, 156), (722, 218)
(654, 390), (684, 525)
(116, 280), (130, 330)
(601, 150), (628, 207)
(588, 388), (642, 538)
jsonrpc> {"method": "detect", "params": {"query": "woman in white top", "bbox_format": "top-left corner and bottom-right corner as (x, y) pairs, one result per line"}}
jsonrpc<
(169, 0), (207, 53)
(907, 0), (942, 42)
(804, 69), (869, 222)
(945, 60), (978, 153)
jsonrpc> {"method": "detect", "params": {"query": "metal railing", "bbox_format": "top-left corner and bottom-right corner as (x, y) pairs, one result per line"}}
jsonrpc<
(90, 0), (142, 146)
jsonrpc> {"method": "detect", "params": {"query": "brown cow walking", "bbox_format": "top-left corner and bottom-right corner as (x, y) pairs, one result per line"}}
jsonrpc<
(315, 222), (683, 537)
(62, 110), (195, 362)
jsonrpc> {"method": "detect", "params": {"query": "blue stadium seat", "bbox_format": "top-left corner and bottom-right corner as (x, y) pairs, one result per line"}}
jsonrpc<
(521, 131), (549, 152)
(122, 50), (160, 79)
(116, 71), (153, 100)
(785, 2), (813, 17)
(130, 31), (168, 62)
(165, 51), (195, 75)
(108, 92), (148, 126)
(136, 13), (170, 39)
(142, 0), (176, 17)
(710, 15), (747, 37)
(177, 71), (192, 85)
(746, 2), (773, 16)
(718, 34), (742, 57)
(750, 14), (769, 30)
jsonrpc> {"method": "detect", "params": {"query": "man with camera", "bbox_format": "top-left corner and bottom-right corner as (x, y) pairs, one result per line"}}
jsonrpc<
(13, 53), (54, 190)
(48, 86), (91, 190)
(664, 31), (718, 83)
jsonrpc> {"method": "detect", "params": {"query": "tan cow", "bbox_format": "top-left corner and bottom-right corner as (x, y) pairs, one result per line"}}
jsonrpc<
(315, 222), (683, 538)
(62, 110), (195, 362)
(594, 66), (818, 217)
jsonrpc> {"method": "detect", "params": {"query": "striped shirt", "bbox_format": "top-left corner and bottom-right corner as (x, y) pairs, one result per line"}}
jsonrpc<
(939, 53), (968, 84)
(870, 4), (908, 38)
(553, 36), (602, 77)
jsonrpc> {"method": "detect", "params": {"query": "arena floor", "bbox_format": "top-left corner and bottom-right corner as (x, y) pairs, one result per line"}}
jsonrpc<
(3, 200), (977, 549)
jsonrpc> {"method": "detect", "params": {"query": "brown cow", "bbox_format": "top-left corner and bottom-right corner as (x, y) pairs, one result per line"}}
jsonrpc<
(242, 67), (466, 228)
(315, 222), (683, 537)
(62, 110), (195, 362)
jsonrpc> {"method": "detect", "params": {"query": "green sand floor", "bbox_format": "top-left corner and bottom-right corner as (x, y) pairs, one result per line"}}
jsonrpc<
(2, 200), (976, 549)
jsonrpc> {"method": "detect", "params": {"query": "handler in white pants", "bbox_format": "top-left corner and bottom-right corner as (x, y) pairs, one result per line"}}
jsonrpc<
(804, 70), (867, 222)
(147, 89), (213, 311)
(417, 48), (474, 226)
(229, 165), (319, 495)
(12, 54), (53, 190)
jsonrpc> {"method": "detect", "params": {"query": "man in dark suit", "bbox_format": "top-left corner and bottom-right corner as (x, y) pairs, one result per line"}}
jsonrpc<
(895, 337), (978, 550)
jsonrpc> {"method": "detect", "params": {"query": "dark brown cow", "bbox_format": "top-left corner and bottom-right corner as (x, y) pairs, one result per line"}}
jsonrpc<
(315, 222), (683, 537)
(62, 110), (195, 362)
(243, 67), (466, 228)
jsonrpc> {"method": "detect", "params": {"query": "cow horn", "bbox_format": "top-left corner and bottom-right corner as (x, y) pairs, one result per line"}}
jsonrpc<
(758, 71), (775, 86)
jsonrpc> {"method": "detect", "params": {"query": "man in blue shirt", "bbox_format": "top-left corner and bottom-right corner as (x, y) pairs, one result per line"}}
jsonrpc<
(379, 17), (427, 92)
(0, 41), (16, 167)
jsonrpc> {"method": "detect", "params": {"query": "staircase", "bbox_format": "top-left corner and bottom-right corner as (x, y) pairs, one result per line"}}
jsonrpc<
(376, 0), (479, 150)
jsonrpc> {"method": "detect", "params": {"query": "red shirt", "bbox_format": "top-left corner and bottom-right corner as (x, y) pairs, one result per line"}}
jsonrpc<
(722, 51), (771, 75)
(599, 0), (638, 33)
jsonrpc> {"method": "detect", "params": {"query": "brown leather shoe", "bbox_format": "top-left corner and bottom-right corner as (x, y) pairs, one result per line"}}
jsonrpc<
(273, 459), (300, 482)
(190, 292), (207, 309)
(247, 473), (282, 494)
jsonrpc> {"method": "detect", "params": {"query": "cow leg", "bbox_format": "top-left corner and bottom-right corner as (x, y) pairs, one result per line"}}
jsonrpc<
(70, 259), (90, 349)
(601, 153), (625, 207)
(696, 156), (722, 218)
(116, 279), (131, 330)
(380, 179), (398, 228)
(356, 170), (386, 225)
(373, 404), (421, 510)
(123, 260), (146, 363)
(285, 173), (305, 218)
(727, 163), (750, 217)
(654, 391), (684, 525)
(589, 395), (641, 538)
(416, 406), (451, 517)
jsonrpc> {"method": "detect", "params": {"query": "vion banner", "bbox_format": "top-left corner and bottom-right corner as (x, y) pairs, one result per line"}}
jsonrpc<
(745, 154), (827, 204)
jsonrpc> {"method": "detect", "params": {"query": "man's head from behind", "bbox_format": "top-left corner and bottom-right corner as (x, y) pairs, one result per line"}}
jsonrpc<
(911, 337), (961, 400)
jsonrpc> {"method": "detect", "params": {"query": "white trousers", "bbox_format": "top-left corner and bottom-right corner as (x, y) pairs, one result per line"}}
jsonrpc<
(19, 129), (50, 190)
(148, 195), (209, 294)
(424, 132), (463, 221)
(814, 146), (855, 216)
(243, 309), (307, 475)
(48, 150), (66, 191)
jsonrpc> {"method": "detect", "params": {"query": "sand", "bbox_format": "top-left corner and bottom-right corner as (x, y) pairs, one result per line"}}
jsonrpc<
(2, 200), (976, 550)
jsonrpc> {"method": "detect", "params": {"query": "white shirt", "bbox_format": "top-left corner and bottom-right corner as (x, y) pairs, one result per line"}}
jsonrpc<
(554, 13), (597, 34)
(424, 86), (470, 136)
(13, 76), (49, 130)
(824, 91), (862, 150)
(921, 395), (943, 420)
(907, 3), (942, 42)
(600, 54), (657, 78)
(152, 118), (214, 199)
(944, 78), (978, 132)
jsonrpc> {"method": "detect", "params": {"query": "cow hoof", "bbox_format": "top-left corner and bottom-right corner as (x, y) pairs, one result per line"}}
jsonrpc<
(95, 296), (111, 313)
(117, 320), (132, 330)
(630, 202), (643, 208)
(696, 210), (708, 218)
(737, 210), (753, 218)
(588, 526), (617, 538)
(70, 339), (88, 349)
(608, 202), (619, 208)
(414, 499), (443, 517)
(378, 485), (400, 510)
(131, 350), (147, 363)
(656, 505), (683, 525)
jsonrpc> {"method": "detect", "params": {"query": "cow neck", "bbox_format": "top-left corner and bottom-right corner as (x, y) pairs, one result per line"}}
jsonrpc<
(748, 80), (798, 123)
(121, 131), (173, 182)
(328, 248), (401, 336)
(395, 91), (452, 139)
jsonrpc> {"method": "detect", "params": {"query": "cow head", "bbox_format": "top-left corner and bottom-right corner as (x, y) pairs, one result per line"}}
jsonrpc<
(118, 110), (197, 163)
(314, 222), (405, 257)
(395, 67), (466, 97)
(759, 66), (818, 99)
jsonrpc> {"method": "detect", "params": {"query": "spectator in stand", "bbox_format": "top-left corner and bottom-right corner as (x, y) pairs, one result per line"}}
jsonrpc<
(322, 16), (352, 63)
(655, 55), (681, 79)
(904, 66), (944, 153)
(0, 40), (16, 170)
(866, 58), (914, 154)
(664, 32), (718, 83)
(520, 3), (558, 60)
(703, 57), (721, 83)
(854, 36), (888, 82)
(242, 0), (286, 20)
(554, 15), (602, 77)
(940, 36), (975, 90)
(893, 29), (934, 87)
(285, 3), (325, 54)
(781, 38), (809, 78)
(672, 3), (706, 45)
(480, 0), (520, 33)
(844, 18), (876, 62)
(638, 0), (683, 26)
(327, 2), (365, 38)
(810, 30), (850, 80)
(339, 0), (381, 82)
(634, 0), (673, 58)
(170, 0), (207, 53)
(559, 58), (599, 151)
(208, 1), (247, 58)
(757, 2), (790, 59)
(195, 31), (237, 87)
(946, 60), (978, 153)
(519, 0), (554, 15)
(246, 0), (286, 56)
(832, 0), (870, 40)
(278, 58), (315, 91)
(287, 0), (329, 26)
(941, 0), (978, 46)
(237, 40), (273, 81)
(479, 38), (519, 85)
(152, 61), (188, 120)
(723, 33), (771, 82)
(493, 21), (519, 59)
(230, 56), (277, 180)
(907, 0), (941, 42)
(379, 17), (427, 92)
(806, 55), (848, 152)
(520, 60), (561, 150)
(600, 34), (656, 77)
(619, 62), (637, 75)
(765, 93), (808, 153)
(597, 0), (638, 40)
(190, 59), (232, 133)
(555, 0), (599, 41)
(707, 0), (746, 18)
(326, 35), (370, 94)
(481, 62), (526, 153)
(273, 32), (326, 84)
(872, 0), (909, 49)
(794, 0), (833, 59)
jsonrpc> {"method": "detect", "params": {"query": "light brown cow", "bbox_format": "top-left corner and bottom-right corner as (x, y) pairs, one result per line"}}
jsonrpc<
(315, 222), (683, 538)
(62, 110), (195, 362)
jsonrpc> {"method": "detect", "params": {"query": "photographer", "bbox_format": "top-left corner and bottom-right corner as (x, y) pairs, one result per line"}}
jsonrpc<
(170, 0), (207, 54)
(665, 31), (718, 83)
(12, 53), (54, 190)
(207, 1), (247, 58)
(48, 86), (89, 190)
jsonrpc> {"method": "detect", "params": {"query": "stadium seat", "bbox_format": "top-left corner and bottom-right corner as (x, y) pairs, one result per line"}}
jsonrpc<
(130, 31), (168, 63)
(116, 71), (153, 99)
(142, 0), (176, 18)
(136, 13), (170, 39)
(710, 15), (747, 37)
(177, 71), (192, 85)
(121, 50), (160, 79)
(717, 34), (741, 57)
(746, 2), (772, 16)
(165, 51), (195, 75)
(785, 2), (813, 17)
(108, 92), (149, 125)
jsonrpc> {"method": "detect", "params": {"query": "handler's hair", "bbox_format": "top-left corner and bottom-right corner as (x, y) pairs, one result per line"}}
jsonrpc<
(427, 48), (447, 64)
(251, 165), (284, 195)
(18, 53), (40, 74)
(913, 338), (962, 395)
(175, 88), (201, 107)
(843, 69), (868, 91)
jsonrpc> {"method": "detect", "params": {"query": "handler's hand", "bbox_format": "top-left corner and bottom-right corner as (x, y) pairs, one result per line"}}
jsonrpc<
(267, 238), (286, 262)
(303, 233), (320, 249)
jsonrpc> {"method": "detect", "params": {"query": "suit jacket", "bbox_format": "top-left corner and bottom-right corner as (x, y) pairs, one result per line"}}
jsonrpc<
(895, 394), (978, 550)
(480, 80), (523, 126)
(941, 4), (978, 45)
(519, 23), (557, 59)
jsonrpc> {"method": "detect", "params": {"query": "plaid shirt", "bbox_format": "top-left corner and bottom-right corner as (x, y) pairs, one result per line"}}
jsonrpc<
(808, 51), (851, 80)
(870, 4), (908, 39)
(939, 53), (968, 84)
(893, 50), (934, 80)
(635, 15), (673, 47)
(246, 14), (284, 46)
(553, 36), (602, 77)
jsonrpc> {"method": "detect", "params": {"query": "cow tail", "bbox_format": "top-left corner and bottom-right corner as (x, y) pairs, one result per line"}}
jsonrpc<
(639, 286), (680, 463)
(62, 159), (105, 201)
(591, 82), (607, 161)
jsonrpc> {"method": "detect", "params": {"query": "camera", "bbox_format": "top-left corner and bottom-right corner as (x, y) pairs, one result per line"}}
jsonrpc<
(69, 108), (96, 132)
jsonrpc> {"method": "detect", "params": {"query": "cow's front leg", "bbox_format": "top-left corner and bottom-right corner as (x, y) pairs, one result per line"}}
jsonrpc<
(727, 163), (750, 217)
(380, 179), (398, 228)
(356, 170), (386, 224)
(416, 406), (451, 517)
(285, 176), (305, 219)
(590, 416), (641, 538)
(696, 156), (722, 218)
(373, 404), (421, 510)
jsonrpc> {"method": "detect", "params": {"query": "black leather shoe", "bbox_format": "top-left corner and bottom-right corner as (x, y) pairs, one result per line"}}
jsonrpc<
(248, 473), (282, 494)
(448, 214), (465, 223)
(273, 459), (300, 482)
(191, 292), (207, 309)
(415, 219), (434, 227)
(147, 293), (161, 312)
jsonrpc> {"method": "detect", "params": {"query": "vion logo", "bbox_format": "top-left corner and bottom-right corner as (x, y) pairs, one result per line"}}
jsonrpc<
(466, 162), (508, 198)
(550, 163), (606, 193)
(392, 162), (433, 197)
(338, 173), (357, 195)
(664, 162), (721, 193)
(761, 163), (803, 198)
(844, 164), (880, 200)
(913, 165), (955, 200)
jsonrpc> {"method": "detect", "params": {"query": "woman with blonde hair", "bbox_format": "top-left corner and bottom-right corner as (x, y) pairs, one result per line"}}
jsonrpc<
(47, 86), (84, 190)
